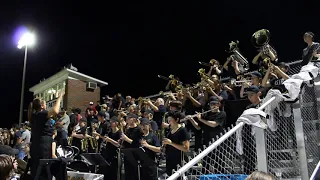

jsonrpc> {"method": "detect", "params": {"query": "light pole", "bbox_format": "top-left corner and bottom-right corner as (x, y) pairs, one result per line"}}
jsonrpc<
(17, 32), (35, 125)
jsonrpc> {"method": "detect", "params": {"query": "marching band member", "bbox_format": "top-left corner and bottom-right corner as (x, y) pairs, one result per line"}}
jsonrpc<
(182, 88), (204, 150)
(240, 71), (263, 99)
(262, 63), (290, 93)
(142, 109), (158, 132)
(71, 118), (87, 155)
(140, 118), (161, 180)
(302, 31), (320, 66)
(243, 86), (262, 174)
(121, 113), (143, 180)
(95, 116), (121, 180)
(163, 110), (190, 179)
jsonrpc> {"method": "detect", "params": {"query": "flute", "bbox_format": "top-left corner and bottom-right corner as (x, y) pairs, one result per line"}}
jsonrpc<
(180, 108), (218, 122)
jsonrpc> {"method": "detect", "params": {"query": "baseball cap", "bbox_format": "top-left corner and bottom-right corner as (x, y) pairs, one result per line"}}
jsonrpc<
(89, 102), (94, 105)
(144, 109), (154, 115)
(0, 145), (19, 156)
(250, 71), (262, 78)
(140, 118), (150, 125)
(126, 113), (138, 119)
(110, 116), (120, 123)
(91, 119), (99, 124)
(97, 111), (107, 118)
(209, 100), (219, 105)
(245, 85), (260, 94)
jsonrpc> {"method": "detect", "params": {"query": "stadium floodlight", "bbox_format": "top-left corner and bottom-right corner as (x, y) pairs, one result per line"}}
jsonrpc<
(17, 32), (35, 49)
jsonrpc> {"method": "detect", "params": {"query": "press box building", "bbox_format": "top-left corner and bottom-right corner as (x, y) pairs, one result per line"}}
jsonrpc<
(29, 67), (108, 115)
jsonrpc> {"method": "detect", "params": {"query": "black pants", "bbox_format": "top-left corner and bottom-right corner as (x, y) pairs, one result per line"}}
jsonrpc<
(141, 163), (157, 180)
(30, 136), (67, 180)
(30, 136), (52, 180)
(124, 157), (138, 180)
(98, 157), (119, 180)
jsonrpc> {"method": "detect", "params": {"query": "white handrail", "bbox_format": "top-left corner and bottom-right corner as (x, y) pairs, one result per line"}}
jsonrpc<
(310, 160), (320, 180)
(166, 97), (276, 180)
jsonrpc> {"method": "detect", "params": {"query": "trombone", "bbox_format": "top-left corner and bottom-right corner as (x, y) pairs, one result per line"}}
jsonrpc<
(199, 59), (221, 68)
(158, 74), (183, 86)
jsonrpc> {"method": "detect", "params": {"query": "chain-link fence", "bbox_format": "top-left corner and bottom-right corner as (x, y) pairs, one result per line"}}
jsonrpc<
(299, 84), (320, 176)
(182, 126), (255, 180)
(264, 101), (301, 179)
(166, 64), (320, 180)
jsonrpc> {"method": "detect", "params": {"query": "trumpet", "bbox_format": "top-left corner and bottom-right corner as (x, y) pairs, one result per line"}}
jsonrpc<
(198, 68), (210, 80)
(230, 79), (252, 87)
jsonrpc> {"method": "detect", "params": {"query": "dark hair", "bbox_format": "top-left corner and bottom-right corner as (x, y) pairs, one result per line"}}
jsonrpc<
(0, 154), (13, 180)
(75, 108), (81, 114)
(32, 98), (42, 111)
(167, 110), (183, 121)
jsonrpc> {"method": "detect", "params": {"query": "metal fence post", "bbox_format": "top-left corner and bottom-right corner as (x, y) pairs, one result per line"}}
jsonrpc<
(292, 95), (309, 180)
(255, 127), (268, 172)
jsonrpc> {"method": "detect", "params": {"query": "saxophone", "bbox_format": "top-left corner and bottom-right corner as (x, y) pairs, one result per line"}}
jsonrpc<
(89, 123), (100, 151)
(81, 128), (89, 152)
(68, 136), (73, 145)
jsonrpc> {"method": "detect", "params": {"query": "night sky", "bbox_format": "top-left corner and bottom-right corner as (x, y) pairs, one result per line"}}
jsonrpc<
(0, 1), (319, 127)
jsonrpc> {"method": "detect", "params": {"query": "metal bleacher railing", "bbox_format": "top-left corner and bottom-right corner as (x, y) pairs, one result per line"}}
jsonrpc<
(165, 60), (320, 180)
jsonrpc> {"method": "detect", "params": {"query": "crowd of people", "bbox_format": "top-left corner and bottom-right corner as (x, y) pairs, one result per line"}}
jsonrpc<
(0, 30), (319, 180)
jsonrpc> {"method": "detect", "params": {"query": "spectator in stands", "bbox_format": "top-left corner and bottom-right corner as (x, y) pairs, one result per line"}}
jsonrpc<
(246, 171), (274, 180)
(11, 125), (21, 149)
(17, 122), (31, 160)
(56, 108), (70, 134)
(86, 108), (97, 127)
(0, 154), (14, 180)
(0, 145), (18, 171)
(95, 101), (101, 112)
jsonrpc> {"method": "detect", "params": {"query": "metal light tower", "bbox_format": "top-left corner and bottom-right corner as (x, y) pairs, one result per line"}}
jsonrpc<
(17, 32), (35, 125)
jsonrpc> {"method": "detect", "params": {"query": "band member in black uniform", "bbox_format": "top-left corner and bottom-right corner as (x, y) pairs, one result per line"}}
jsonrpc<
(94, 116), (121, 180)
(27, 91), (64, 180)
(301, 32), (320, 66)
(182, 88), (204, 151)
(163, 110), (190, 179)
(87, 119), (99, 153)
(187, 100), (226, 173)
(120, 113), (143, 180)
(139, 118), (161, 180)
(95, 111), (111, 151)
(71, 118), (87, 155)
(243, 85), (262, 174)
